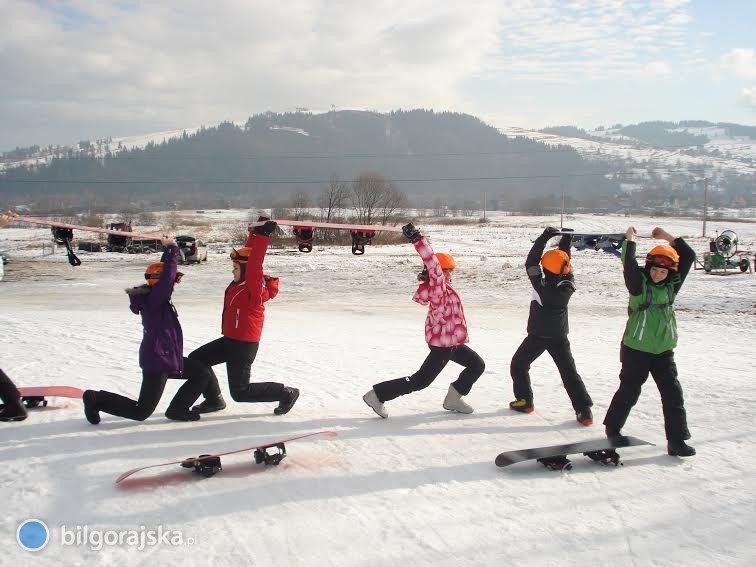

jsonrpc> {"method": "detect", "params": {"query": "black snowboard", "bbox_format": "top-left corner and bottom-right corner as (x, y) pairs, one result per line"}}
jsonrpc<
(495, 435), (653, 468)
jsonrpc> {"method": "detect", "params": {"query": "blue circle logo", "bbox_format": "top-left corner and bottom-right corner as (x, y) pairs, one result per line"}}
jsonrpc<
(17, 519), (50, 551)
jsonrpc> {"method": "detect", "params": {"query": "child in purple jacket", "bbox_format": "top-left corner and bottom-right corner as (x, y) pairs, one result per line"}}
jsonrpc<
(83, 236), (212, 423)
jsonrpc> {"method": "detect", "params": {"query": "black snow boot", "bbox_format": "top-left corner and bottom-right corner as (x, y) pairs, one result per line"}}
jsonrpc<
(605, 426), (621, 438)
(0, 397), (28, 421)
(83, 390), (101, 425)
(165, 407), (201, 422)
(667, 440), (696, 457)
(274, 387), (300, 415)
(192, 396), (227, 414)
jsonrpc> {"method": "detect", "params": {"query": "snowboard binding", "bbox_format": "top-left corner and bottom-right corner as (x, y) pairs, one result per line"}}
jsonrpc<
(254, 442), (287, 466)
(584, 449), (622, 466)
(537, 455), (572, 471)
(181, 455), (223, 478)
(350, 230), (375, 255)
(22, 396), (48, 409)
(293, 227), (315, 253)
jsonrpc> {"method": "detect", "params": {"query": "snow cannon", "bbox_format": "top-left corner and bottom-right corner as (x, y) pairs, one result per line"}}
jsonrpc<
(697, 229), (751, 274)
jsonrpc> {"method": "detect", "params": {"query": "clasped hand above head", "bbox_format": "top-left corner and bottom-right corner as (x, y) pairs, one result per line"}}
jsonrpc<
(0, 211), (19, 228)
(402, 223), (422, 243)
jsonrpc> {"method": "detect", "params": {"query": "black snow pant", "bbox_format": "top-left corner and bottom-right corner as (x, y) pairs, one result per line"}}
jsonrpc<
(373, 344), (485, 403)
(189, 337), (286, 403)
(95, 357), (213, 421)
(604, 344), (690, 441)
(0, 368), (21, 405)
(510, 335), (592, 411)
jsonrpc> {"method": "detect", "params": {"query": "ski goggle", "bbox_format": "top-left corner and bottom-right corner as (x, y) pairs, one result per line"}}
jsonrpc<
(645, 254), (678, 271)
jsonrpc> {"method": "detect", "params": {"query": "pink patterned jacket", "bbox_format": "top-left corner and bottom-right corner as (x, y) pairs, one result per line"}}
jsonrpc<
(412, 237), (469, 347)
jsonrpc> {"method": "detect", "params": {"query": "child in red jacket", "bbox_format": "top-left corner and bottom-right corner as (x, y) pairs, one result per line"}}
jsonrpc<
(189, 219), (299, 415)
(363, 223), (485, 418)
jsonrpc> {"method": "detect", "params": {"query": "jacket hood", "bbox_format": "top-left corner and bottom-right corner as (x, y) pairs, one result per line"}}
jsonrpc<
(126, 284), (151, 314)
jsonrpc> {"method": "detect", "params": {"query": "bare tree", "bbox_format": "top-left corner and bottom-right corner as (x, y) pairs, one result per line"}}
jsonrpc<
(377, 181), (408, 225)
(351, 172), (386, 224)
(318, 173), (349, 222)
(290, 190), (312, 220)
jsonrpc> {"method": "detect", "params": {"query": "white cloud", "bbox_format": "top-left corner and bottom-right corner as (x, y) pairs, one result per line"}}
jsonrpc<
(644, 61), (672, 76)
(721, 48), (756, 78)
(0, 0), (748, 149)
(740, 87), (756, 110)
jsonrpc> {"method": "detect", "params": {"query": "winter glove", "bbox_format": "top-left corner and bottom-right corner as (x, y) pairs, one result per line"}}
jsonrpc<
(254, 220), (278, 237)
(402, 223), (422, 243)
(541, 226), (561, 239)
(264, 275), (280, 299)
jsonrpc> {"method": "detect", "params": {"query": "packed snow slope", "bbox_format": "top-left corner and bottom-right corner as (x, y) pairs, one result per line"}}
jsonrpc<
(1, 212), (755, 566)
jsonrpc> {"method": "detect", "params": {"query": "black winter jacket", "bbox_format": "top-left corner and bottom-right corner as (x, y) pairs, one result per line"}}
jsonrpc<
(525, 233), (575, 339)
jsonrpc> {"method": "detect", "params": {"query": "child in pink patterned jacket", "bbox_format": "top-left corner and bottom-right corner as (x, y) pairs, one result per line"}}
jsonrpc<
(362, 223), (485, 418)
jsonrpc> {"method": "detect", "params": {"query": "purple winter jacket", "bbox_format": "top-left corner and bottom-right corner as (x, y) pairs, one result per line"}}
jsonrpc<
(126, 245), (184, 374)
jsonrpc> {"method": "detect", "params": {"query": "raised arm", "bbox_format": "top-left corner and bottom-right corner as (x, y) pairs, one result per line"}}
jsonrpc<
(243, 220), (276, 305)
(149, 236), (179, 305)
(620, 226), (643, 295)
(525, 227), (561, 288)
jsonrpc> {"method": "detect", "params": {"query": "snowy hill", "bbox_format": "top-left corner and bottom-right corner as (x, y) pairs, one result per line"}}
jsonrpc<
(1, 211), (755, 565)
(498, 124), (756, 178)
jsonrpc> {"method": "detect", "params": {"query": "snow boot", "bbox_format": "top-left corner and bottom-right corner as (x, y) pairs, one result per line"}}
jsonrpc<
(362, 389), (388, 418)
(443, 384), (473, 414)
(191, 396), (226, 414)
(576, 407), (593, 426)
(667, 440), (696, 457)
(83, 390), (101, 425)
(274, 387), (300, 415)
(509, 398), (534, 413)
(605, 426), (621, 438)
(165, 407), (201, 421)
(0, 397), (27, 422)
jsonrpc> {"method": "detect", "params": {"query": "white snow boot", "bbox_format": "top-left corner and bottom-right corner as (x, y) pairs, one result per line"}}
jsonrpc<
(443, 384), (473, 413)
(363, 389), (388, 418)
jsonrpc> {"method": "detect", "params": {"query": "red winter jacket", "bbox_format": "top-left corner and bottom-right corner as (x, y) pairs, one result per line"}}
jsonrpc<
(221, 233), (278, 342)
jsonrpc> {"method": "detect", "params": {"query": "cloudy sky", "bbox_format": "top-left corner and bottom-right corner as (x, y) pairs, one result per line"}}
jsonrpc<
(1, 0), (755, 151)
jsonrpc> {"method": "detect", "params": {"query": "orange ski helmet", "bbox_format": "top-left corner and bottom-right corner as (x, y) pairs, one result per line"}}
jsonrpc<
(436, 253), (457, 270)
(541, 249), (570, 276)
(144, 262), (183, 285)
(230, 247), (253, 264)
(645, 245), (679, 272)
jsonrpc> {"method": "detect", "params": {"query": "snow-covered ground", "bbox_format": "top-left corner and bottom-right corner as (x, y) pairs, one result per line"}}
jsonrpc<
(1, 211), (755, 566)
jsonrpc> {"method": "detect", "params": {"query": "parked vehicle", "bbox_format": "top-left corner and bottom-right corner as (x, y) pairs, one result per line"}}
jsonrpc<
(105, 221), (161, 253)
(176, 235), (208, 264)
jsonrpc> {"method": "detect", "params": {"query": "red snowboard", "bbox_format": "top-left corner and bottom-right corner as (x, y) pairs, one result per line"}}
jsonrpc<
(116, 430), (337, 484)
(18, 386), (84, 408)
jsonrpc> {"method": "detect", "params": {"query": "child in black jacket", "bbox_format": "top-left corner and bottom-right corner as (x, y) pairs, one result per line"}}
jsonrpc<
(509, 227), (593, 425)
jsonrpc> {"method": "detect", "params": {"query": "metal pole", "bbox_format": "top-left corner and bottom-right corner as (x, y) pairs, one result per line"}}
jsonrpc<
(483, 192), (486, 220)
(560, 180), (565, 229)
(702, 178), (708, 238)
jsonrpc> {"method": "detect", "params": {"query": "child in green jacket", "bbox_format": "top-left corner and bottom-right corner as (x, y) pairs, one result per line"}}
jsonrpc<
(604, 226), (696, 457)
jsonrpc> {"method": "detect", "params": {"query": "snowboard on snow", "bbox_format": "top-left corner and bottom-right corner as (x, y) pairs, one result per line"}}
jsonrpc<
(494, 435), (653, 470)
(116, 430), (337, 484)
(7, 386), (84, 409)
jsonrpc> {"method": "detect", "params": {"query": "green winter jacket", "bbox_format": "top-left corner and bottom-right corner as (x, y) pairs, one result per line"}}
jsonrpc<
(620, 238), (695, 355)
